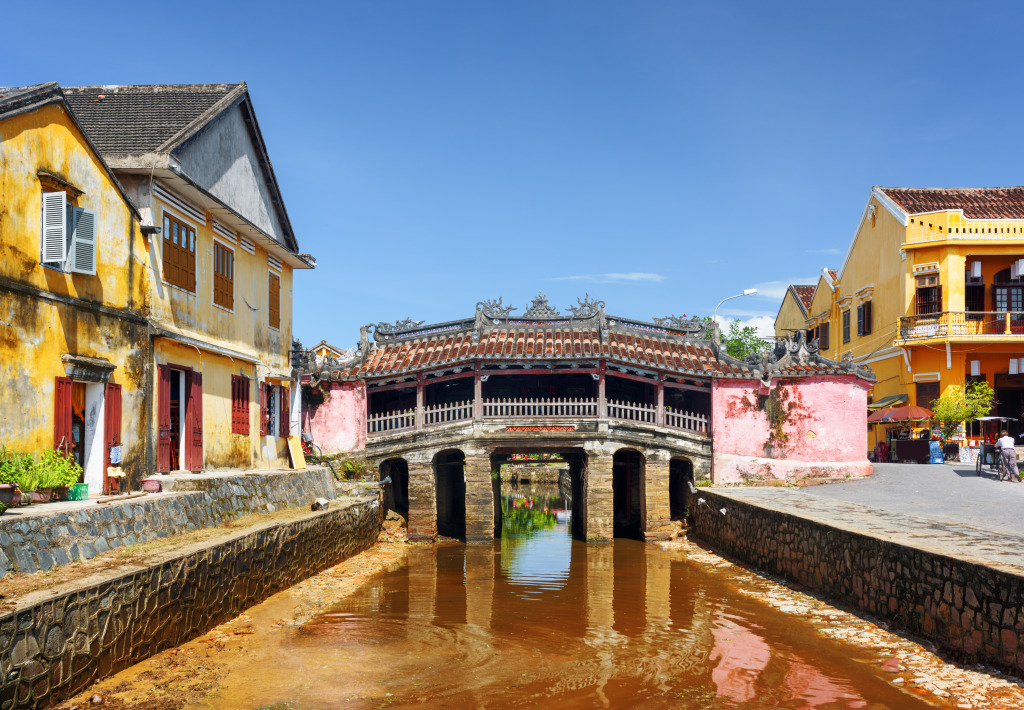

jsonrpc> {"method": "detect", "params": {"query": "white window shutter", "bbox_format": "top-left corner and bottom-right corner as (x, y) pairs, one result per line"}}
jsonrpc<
(41, 191), (67, 263)
(68, 207), (97, 275)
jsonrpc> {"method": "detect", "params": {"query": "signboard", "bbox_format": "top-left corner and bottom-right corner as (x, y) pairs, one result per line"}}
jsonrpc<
(995, 374), (1024, 389)
(287, 436), (307, 470)
(929, 440), (944, 464)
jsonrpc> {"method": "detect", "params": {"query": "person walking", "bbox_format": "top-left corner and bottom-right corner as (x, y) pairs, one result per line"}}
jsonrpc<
(996, 430), (1021, 482)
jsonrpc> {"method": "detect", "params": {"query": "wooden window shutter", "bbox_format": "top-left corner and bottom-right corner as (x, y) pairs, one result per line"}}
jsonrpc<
(260, 383), (268, 436)
(189, 372), (203, 471)
(820, 323), (830, 349)
(68, 208), (97, 275)
(41, 192), (67, 263)
(269, 274), (281, 330)
(104, 383), (122, 489)
(157, 365), (172, 472)
(863, 301), (872, 334)
(856, 305), (863, 336)
(279, 386), (290, 438)
(54, 377), (73, 456)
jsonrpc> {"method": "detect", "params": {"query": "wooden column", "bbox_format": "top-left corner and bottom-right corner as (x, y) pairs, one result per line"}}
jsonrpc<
(415, 373), (424, 430)
(474, 363), (483, 420)
(656, 374), (665, 427)
(598, 361), (607, 418)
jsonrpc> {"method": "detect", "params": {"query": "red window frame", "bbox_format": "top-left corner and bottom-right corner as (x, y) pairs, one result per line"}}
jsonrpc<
(231, 375), (249, 435)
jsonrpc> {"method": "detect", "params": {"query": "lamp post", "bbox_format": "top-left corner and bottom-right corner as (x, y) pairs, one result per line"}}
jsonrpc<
(713, 288), (758, 324)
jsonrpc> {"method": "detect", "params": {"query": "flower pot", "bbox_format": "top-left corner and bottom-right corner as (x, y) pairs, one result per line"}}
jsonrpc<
(51, 486), (70, 502)
(141, 478), (162, 493)
(0, 484), (18, 510)
(20, 490), (35, 506)
(32, 489), (52, 504)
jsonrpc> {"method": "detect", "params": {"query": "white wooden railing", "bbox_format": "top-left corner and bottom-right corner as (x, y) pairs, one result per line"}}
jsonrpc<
(665, 407), (708, 434)
(368, 409), (415, 434)
(607, 398), (656, 424)
(424, 399), (473, 426)
(368, 397), (710, 436)
(482, 397), (598, 418)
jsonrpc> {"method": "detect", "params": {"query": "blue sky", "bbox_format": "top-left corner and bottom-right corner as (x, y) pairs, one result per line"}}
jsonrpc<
(5, 1), (1024, 347)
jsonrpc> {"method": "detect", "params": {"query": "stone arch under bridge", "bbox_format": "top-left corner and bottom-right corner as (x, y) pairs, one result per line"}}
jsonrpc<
(368, 426), (711, 542)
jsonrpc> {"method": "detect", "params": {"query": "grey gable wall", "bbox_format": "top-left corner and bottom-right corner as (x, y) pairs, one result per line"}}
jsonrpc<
(174, 103), (286, 244)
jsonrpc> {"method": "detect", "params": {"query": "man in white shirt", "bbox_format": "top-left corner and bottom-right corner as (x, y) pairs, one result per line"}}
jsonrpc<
(995, 430), (1020, 482)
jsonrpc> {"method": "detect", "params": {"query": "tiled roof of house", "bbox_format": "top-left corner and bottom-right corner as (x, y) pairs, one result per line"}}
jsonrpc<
(792, 285), (815, 310)
(879, 186), (1024, 219)
(825, 269), (838, 281)
(62, 84), (243, 155)
(0, 83), (61, 117)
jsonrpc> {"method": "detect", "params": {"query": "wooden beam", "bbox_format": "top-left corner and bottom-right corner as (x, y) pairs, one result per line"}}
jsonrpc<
(420, 370), (476, 386)
(480, 367), (600, 376)
(663, 380), (711, 393)
(366, 380), (418, 394)
(606, 370), (658, 386)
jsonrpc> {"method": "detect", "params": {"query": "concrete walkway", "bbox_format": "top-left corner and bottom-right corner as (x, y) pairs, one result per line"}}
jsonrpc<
(710, 462), (1024, 573)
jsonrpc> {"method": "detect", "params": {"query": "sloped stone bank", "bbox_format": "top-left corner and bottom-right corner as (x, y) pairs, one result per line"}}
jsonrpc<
(0, 468), (341, 575)
(0, 495), (383, 709)
(690, 489), (1024, 677)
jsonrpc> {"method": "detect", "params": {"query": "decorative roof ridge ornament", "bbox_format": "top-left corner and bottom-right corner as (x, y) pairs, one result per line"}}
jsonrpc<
(651, 314), (711, 338)
(522, 292), (561, 318)
(375, 317), (425, 334)
(566, 293), (605, 319)
(714, 330), (875, 382)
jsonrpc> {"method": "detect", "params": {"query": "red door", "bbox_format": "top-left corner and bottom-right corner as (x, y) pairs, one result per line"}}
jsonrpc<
(54, 377), (73, 457)
(157, 365), (171, 472)
(188, 371), (203, 472)
(104, 383), (122, 493)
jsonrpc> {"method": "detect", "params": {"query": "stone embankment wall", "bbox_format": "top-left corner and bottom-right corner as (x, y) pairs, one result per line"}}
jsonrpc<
(0, 469), (341, 575)
(691, 489), (1024, 676)
(0, 495), (383, 709)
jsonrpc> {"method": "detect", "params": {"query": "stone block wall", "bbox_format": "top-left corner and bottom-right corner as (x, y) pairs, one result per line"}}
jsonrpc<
(0, 469), (340, 575)
(691, 489), (1024, 676)
(0, 496), (383, 709)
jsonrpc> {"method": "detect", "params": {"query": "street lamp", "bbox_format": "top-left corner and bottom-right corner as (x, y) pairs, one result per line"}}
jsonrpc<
(713, 288), (758, 323)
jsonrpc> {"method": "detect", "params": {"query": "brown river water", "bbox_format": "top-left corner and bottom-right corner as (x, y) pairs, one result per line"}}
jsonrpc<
(75, 483), (954, 709)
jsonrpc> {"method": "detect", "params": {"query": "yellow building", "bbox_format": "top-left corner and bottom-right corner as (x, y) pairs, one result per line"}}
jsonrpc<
(0, 83), (151, 491)
(61, 83), (315, 473)
(777, 186), (1024, 447)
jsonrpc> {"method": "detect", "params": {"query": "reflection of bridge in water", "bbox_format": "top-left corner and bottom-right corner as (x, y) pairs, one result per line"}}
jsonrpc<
(287, 483), (928, 709)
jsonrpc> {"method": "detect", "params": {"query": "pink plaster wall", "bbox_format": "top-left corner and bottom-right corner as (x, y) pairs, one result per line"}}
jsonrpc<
(711, 376), (871, 484)
(302, 382), (366, 455)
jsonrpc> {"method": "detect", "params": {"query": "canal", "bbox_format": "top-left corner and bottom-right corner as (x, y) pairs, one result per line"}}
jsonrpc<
(81, 482), (945, 709)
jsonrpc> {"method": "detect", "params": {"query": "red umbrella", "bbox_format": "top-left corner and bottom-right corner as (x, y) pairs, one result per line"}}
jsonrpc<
(866, 407), (895, 423)
(880, 405), (933, 422)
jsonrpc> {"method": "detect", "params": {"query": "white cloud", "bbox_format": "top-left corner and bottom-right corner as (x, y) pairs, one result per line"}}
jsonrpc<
(553, 272), (665, 284)
(713, 315), (775, 338)
(751, 278), (818, 300)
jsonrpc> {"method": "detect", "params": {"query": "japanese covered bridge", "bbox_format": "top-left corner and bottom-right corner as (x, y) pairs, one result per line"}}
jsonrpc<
(297, 295), (873, 542)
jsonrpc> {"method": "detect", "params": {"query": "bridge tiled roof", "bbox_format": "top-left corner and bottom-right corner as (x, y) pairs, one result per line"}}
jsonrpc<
(341, 328), (746, 378)
(298, 296), (874, 383)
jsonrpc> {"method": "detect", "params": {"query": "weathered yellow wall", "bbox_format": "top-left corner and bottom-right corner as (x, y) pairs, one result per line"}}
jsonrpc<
(0, 102), (151, 482)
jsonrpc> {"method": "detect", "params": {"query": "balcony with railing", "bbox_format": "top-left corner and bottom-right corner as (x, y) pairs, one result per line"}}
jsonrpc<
(898, 311), (1024, 341)
(367, 395), (709, 437)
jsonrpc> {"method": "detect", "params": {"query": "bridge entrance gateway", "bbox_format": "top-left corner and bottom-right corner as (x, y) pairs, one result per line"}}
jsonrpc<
(298, 294), (875, 542)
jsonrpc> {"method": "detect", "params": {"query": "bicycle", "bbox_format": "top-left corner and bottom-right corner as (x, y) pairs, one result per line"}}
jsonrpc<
(301, 432), (338, 477)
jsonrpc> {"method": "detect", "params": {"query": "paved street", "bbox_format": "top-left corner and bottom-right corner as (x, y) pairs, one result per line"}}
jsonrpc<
(804, 462), (1024, 537)
(712, 462), (1024, 571)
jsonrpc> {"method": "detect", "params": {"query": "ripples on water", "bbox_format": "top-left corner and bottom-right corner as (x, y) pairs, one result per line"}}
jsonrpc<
(284, 483), (938, 709)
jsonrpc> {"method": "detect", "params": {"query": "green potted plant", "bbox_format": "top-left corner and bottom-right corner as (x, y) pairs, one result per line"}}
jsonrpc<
(40, 449), (82, 501)
(0, 446), (25, 511)
(14, 462), (40, 506)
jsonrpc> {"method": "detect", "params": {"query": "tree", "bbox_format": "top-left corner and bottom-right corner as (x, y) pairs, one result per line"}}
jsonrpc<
(930, 381), (995, 440)
(702, 317), (772, 359)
